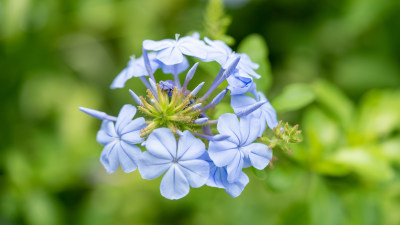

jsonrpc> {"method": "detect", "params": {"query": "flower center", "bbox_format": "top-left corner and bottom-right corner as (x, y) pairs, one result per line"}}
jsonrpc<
(138, 84), (202, 137)
(172, 158), (179, 163)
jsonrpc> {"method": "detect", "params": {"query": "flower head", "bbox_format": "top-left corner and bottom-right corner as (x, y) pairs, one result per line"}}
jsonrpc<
(96, 104), (147, 173)
(79, 34), (300, 200)
(138, 128), (209, 199)
(208, 113), (272, 182)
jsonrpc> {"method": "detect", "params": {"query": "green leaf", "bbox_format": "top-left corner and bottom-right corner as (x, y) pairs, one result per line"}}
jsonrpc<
(271, 83), (315, 113)
(237, 34), (272, 92)
(302, 107), (341, 160)
(328, 147), (393, 182)
(357, 90), (400, 140)
(311, 80), (354, 127)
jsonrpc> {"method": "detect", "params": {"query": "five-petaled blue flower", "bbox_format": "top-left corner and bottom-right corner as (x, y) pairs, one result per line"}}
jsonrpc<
(97, 104), (146, 173)
(231, 92), (278, 136)
(143, 34), (208, 65)
(208, 113), (272, 182)
(138, 128), (210, 200)
(204, 37), (261, 79)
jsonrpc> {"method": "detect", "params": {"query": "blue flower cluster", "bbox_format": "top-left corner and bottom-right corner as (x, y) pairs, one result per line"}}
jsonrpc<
(80, 33), (279, 199)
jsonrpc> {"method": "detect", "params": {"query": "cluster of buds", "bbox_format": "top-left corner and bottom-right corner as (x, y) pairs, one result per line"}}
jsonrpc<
(259, 121), (302, 153)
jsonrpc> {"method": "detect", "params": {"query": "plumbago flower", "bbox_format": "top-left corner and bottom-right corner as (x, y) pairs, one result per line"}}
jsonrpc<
(139, 129), (209, 199)
(79, 33), (302, 200)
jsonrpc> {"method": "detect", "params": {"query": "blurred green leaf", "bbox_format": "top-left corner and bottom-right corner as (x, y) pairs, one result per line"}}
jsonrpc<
(302, 107), (340, 161)
(24, 191), (63, 225)
(238, 34), (273, 93)
(328, 147), (393, 182)
(271, 83), (315, 113)
(311, 80), (354, 127)
(357, 89), (400, 141)
(309, 178), (343, 225)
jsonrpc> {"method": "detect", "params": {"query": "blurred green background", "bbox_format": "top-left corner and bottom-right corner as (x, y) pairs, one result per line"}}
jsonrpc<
(1, 0), (400, 224)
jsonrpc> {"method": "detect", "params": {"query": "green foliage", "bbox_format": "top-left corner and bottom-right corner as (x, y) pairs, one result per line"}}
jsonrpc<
(1, 0), (400, 224)
(272, 83), (315, 113)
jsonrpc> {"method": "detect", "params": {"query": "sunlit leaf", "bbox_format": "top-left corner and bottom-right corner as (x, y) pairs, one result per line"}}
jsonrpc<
(272, 83), (315, 113)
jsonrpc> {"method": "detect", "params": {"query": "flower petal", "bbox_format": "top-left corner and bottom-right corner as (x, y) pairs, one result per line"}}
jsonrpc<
(239, 116), (261, 146)
(115, 104), (137, 134)
(156, 47), (184, 65)
(178, 160), (209, 188)
(143, 39), (174, 51)
(217, 113), (241, 145)
(138, 151), (172, 179)
(96, 120), (116, 145)
(100, 141), (119, 174)
(226, 151), (244, 183)
(145, 128), (176, 159)
(120, 117), (146, 144)
(245, 143), (272, 170)
(110, 68), (131, 89)
(208, 139), (238, 167)
(225, 171), (249, 198)
(179, 37), (207, 60)
(261, 102), (278, 130)
(177, 131), (206, 160)
(117, 142), (141, 173)
(230, 94), (257, 114)
(158, 56), (189, 75)
(160, 165), (190, 200)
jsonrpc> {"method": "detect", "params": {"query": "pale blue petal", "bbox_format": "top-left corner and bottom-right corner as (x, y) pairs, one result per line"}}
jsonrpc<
(203, 37), (231, 65)
(138, 151), (172, 179)
(121, 130), (142, 145)
(226, 151), (244, 183)
(120, 117), (146, 144)
(230, 94), (257, 114)
(117, 142), (141, 173)
(225, 171), (249, 198)
(240, 116), (261, 145)
(158, 56), (189, 75)
(115, 104), (137, 134)
(177, 131), (206, 160)
(217, 113), (241, 145)
(143, 39), (174, 51)
(110, 68), (131, 89)
(206, 164), (226, 188)
(145, 128), (176, 159)
(179, 37), (208, 60)
(178, 159), (209, 188)
(227, 71), (255, 95)
(96, 120), (116, 145)
(160, 165), (190, 200)
(261, 102), (278, 129)
(156, 47), (184, 65)
(131, 53), (160, 77)
(100, 141), (119, 174)
(208, 139), (238, 167)
(245, 143), (272, 170)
